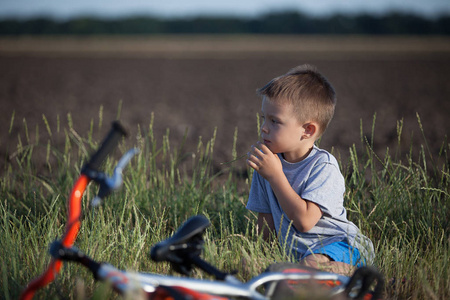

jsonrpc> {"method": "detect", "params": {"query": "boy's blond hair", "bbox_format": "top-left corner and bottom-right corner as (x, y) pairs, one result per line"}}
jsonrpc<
(257, 64), (336, 137)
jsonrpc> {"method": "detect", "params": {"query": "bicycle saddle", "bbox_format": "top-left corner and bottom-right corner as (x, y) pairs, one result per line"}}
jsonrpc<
(150, 215), (211, 268)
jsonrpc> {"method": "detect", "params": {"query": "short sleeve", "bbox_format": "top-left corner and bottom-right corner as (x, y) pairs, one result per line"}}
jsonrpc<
(301, 162), (345, 217)
(246, 170), (272, 213)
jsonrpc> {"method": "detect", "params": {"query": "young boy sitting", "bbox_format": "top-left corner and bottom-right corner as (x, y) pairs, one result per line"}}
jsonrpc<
(246, 64), (374, 275)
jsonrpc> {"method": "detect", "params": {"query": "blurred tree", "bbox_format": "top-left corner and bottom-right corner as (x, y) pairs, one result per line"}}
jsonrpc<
(0, 12), (448, 35)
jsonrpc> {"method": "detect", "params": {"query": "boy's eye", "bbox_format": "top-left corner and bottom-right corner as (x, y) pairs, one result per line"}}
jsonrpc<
(261, 115), (279, 124)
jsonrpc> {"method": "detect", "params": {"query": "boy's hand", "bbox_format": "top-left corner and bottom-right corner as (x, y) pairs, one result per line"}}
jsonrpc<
(247, 142), (283, 181)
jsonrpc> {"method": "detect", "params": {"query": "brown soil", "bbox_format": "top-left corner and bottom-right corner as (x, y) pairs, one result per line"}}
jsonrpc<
(1, 36), (449, 176)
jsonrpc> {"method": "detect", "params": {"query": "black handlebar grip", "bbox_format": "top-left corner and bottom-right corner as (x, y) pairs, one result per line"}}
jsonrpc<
(84, 121), (128, 172)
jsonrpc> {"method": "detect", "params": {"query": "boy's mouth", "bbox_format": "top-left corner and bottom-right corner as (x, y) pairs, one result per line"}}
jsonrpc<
(263, 139), (271, 145)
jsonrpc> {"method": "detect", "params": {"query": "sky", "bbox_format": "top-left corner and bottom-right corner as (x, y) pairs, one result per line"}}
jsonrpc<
(1, 0), (449, 20)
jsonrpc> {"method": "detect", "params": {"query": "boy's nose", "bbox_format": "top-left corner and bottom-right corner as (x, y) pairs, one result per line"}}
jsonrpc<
(261, 122), (269, 134)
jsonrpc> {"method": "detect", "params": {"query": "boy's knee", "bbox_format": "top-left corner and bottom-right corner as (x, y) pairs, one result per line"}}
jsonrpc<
(302, 254), (331, 268)
(302, 254), (355, 275)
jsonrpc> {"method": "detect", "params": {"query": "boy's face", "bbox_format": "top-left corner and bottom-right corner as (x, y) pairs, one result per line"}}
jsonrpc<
(260, 97), (307, 158)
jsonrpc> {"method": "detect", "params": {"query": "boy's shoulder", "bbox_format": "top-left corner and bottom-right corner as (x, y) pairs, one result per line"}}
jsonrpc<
(308, 146), (339, 166)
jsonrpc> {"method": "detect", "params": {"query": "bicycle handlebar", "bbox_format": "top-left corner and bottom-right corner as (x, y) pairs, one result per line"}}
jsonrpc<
(20, 121), (129, 300)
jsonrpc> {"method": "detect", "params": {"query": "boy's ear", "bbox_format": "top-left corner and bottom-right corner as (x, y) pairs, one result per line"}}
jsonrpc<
(302, 122), (318, 138)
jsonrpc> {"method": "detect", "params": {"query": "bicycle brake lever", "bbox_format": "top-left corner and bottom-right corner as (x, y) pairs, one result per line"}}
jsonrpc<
(91, 148), (140, 207)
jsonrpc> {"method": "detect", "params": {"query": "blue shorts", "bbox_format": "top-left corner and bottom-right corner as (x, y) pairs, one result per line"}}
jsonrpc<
(311, 241), (365, 267)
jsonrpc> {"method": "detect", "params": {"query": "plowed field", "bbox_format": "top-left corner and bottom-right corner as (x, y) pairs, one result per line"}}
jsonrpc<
(1, 36), (449, 175)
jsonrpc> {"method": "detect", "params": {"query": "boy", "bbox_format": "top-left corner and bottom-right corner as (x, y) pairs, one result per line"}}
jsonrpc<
(246, 64), (374, 275)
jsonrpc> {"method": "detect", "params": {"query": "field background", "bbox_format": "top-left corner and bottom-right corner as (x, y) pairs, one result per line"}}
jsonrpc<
(1, 35), (450, 299)
(1, 35), (449, 174)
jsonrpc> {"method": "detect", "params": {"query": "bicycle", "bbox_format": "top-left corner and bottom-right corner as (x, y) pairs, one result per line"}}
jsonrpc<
(20, 121), (384, 300)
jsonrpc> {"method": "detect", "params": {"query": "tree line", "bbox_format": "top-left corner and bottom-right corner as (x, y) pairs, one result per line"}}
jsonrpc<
(1, 11), (449, 35)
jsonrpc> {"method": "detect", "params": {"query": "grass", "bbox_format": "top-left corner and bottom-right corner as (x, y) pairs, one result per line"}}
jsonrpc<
(1, 110), (449, 299)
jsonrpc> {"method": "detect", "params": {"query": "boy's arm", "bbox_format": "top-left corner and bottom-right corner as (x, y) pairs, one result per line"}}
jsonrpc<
(268, 174), (322, 232)
(257, 213), (276, 241)
(247, 144), (322, 233)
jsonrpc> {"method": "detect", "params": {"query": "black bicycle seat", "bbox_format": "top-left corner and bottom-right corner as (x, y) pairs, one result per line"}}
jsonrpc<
(150, 215), (211, 264)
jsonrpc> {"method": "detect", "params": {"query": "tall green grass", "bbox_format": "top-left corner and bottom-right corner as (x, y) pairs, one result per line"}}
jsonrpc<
(1, 111), (449, 299)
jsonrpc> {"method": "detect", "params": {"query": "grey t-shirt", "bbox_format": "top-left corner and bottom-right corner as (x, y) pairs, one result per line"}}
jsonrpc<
(246, 146), (374, 263)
